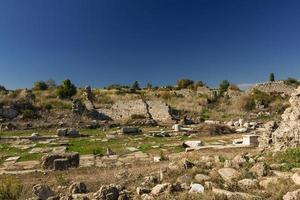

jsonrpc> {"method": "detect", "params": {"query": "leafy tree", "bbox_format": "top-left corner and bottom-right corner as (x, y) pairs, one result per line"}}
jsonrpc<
(177, 79), (194, 89)
(33, 81), (48, 90)
(219, 80), (230, 93)
(46, 79), (56, 88)
(131, 81), (140, 90)
(269, 73), (275, 82)
(0, 85), (7, 92)
(56, 79), (77, 99)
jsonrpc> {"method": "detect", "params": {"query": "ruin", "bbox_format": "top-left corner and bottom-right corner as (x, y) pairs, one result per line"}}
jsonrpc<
(251, 81), (295, 95)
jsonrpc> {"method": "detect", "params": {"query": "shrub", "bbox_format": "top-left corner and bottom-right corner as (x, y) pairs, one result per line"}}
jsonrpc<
(0, 176), (23, 200)
(21, 109), (37, 119)
(177, 79), (194, 89)
(219, 80), (230, 93)
(33, 81), (48, 90)
(276, 148), (300, 171)
(56, 79), (77, 99)
(251, 89), (273, 106)
(46, 79), (56, 88)
(284, 77), (300, 87)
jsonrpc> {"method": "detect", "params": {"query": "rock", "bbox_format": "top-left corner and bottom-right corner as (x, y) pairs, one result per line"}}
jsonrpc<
(141, 194), (154, 200)
(53, 158), (69, 171)
(57, 128), (68, 137)
(238, 179), (258, 190)
(69, 182), (88, 194)
(120, 127), (141, 135)
(232, 154), (247, 168)
(93, 184), (120, 200)
(189, 183), (204, 193)
(183, 160), (194, 169)
(176, 174), (193, 184)
(151, 183), (172, 195)
(32, 184), (55, 200)
(218, 168), (241, 182)
(283, 189), (300, 200)
(292, 172), (300, 185)
(136, 187), (151, 195)
(250, 162), (269, 177)
(142, 176), (158, 186)
(106, 148), (116, 156)
(194, 174), (210, 182)
(0, 106), (18, 119)
(41, 152), (79, 170)
(236, 128), (248, 133)
(212, 188), (262, 200)
(182, 140), (203, 149)
(259, 177), (279, 189)
(68, 128), (80, 137)
(153, 156), (162, 162)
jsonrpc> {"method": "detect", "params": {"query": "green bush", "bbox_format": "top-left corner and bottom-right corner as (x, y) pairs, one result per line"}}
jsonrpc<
(177, 79), (194, 89)
(284, 77), (300, 87)
(56, 79), (77, 99)
(0, 176), (23, 200)
(219, 80), (230, 93)
(21, 109), (37, 119)
(33, 81), (48, 90)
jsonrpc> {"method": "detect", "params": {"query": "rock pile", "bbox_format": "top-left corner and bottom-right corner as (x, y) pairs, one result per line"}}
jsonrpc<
(41, 152), (79, 170)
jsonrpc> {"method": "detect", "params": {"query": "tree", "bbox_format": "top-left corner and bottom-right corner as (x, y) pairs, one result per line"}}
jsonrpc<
(269, 73), (275, 82)
(46, 79), (56, 88)
(219, 80), (230, 93)
(0, 85), (6, 92)
(56, 79), (77, 99)
(146, 83), (153, 89)
(33, 81), (48, 90)
(177, 79), (194, 89)
(131, 81), (140, 90)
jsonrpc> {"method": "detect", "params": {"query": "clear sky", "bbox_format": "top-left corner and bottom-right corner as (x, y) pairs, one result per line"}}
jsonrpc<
(0, 0), (300, 89)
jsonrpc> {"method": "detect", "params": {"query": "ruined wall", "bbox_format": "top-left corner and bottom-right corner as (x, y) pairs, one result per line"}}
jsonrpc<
(147, 100), (173, 123)
(97, 99), (173, 123)
(266, 87), (300, 151)
(252, 81), (295, 95)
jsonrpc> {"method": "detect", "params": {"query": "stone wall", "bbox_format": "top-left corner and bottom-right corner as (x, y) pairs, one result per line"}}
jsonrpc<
(251, 81), (295, 95)
(97, 99), (173, 123)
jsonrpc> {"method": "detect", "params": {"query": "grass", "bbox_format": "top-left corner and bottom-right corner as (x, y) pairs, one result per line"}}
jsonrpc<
(272, 148), (300, 171)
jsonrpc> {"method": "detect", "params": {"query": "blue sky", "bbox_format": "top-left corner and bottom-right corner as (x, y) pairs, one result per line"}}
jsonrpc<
(0, 0), (300, 89)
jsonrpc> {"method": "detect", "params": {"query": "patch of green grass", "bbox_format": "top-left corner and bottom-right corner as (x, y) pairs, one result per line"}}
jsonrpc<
(274, 148), (300, 171)
(18, 153), (42, 162)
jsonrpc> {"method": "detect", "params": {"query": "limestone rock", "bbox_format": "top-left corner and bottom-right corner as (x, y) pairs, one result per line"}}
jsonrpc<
(41, 152), (79, 170)
(93, 184), (120, 200)
(237, 179), (258, 190)
(32, 184), (55, 200)
(69, 182), (88, 194)
(250, 162), (269, 177)
(218, 168), (241, 182)
(292, 172), (300, 185)
(194, 174), (210, 182)
(189, 183), (204, 193)
(151, 183), (172, 195)
(283, 189), (300, 200)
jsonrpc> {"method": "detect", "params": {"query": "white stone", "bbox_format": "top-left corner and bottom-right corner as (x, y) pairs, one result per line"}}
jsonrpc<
(189, 183), (204, 193)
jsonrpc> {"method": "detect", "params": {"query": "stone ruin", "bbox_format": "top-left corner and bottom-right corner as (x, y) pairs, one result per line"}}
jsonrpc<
(251, 81), (295, 96)
(41, 152), (79, 171)
(260, 86), (300, 151)
(97, 99), (174, 124)
(272, 86), (300, 150)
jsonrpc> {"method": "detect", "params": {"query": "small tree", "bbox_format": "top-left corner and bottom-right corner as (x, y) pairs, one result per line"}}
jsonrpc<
(269, 73), (275, 82)
(0, 85), (7, 92)
(33, 81), (48, 90)
(46, 79), (56, 88)
(146, 83), (153, 89)
(56, 79), (77, 99)
(177, 79), (194, 89)
(219, 80), (230, 93)
(131, 81), (140, 90)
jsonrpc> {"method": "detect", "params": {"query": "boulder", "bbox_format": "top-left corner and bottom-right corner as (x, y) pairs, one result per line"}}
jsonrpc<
(32, 184), (55, 200)
(194, 174), (210, 182)
(292, 172), (300, 185)
(189, 183), (204, 194)
(136, 187), (151, 195)
(212, 188), (262, 200)
(93, 184), (120, 200)
(218, 168), (241, 182)
(283, 189), (300, 200)
(259, 177), (279, 189)
(41, 152), (79, 170)
(57, 128), (68, 137)
(238, 179), (258, 190)
(120, 127), (141, 135)
(69, 182), (88, 194)
(250, 162), (269, 177)
(182, 141), (203, 149)
(151, 183), (172, 195)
